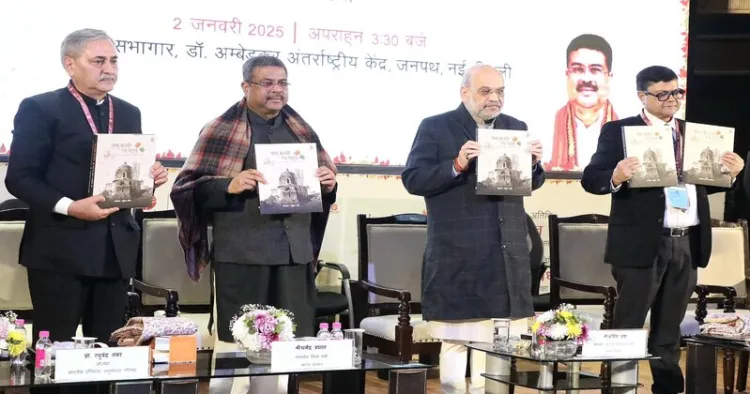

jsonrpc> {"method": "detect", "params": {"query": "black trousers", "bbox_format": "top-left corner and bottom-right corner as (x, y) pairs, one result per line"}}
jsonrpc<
(213, 261), (317, 342)
(611, 234), (697, 394)
(27, 268), (127, 394)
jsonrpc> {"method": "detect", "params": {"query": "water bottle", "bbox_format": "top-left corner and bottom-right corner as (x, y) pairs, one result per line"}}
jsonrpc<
(316, 322), (331, 339)
(330, 322), (344, 340)
(34, 331), (52, 379)
(13, 319), (26, 338)
(14, 320), (27, 353)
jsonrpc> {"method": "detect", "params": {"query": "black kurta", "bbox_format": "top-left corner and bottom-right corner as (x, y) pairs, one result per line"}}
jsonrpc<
(196, 109), (318, 341)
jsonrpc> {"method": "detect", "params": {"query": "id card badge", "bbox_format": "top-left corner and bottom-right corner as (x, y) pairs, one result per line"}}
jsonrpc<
(666, 185), (689, 210)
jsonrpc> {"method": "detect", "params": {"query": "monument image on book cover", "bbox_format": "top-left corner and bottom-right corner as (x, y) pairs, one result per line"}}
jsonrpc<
(98, 161), (153, 207)
(682, 123), (734, 187)
(259, 167), (322, 214)
(89, 134), (157, 209)
(477, 154), (529, 192)
(684, 147), (729, 186)
(640, 148), (672, 181)
(622, 125), (677, 188)
(475, 129), (532, 196)
(255, 143), (323, 214)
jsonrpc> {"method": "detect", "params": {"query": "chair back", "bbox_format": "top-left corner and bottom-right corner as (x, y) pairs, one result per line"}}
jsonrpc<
(526, 213), (544, 295)
(139, 210), (211, 306)
(357, 214), (427, 305)
(0, 208), (30, 310)
(697, 219), (749, 303)
(549, 214), (615, 305)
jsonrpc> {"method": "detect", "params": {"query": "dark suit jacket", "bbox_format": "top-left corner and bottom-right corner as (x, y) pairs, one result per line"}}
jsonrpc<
(5, 85), (143, 278)
(581, 115), (717, 269)
(402, 104), (544, 321)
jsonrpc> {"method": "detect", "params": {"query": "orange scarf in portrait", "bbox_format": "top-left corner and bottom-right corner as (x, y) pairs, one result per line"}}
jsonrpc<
(547, 100), (617, 171)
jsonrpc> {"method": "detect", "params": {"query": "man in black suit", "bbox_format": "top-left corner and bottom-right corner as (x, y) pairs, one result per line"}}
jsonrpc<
(403, 64), (544, 394)
(582, 65), (744, 394)
(6, 28), (168, 363)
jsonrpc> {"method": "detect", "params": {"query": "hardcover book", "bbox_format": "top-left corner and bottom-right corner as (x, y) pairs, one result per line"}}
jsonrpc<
(255, 143), (323, 215)
(88, 134), (157, 209)
(682, 122), (735, 188)
(475, 128), (533, 196)
(622, 125), (678, 188)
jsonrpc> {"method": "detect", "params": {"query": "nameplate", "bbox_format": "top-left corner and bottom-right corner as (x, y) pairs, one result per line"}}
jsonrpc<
(271, 339), (353, 371)
(581, 329), (649, 358)
(55, 346), (151, 381)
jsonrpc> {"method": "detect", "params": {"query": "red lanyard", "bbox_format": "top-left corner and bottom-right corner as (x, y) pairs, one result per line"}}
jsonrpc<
(67, 82), (114, 134)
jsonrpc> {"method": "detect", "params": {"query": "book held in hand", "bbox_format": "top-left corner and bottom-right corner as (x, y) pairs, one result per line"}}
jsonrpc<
(622, 125), (678, 188)
(255, 143), (323, 215)
(682, 122), (735, 188)
(475, 128), (533, 196)
(88, 134), (157, 209)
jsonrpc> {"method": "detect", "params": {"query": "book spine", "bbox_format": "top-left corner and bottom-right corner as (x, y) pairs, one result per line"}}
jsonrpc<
(620, 126), (636, 187)
(88, 135), (98, 196)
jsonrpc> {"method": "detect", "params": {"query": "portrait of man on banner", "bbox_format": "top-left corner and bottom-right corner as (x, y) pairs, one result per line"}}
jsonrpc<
(547, 34), (619, 172)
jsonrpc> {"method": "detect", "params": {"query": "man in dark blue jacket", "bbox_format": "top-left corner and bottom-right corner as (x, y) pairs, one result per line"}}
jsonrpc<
(402, 64), (545, 394)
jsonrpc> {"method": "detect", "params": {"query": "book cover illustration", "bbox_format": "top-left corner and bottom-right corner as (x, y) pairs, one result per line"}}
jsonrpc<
(475, 128), (533, 196)
(622, 125), (678, 188)
(255, 143), (323, 215)
(682, 122), (735, 188)
(89, 134), (157, 209)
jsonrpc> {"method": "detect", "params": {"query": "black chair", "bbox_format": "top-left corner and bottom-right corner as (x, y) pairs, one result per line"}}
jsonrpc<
(314, 261), (354, 329)
(526, 213), (550, 311)
(0, 199), (28, 211)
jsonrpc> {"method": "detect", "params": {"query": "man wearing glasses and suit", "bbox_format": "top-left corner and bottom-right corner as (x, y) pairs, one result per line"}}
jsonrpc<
(582, 65), (744, 394)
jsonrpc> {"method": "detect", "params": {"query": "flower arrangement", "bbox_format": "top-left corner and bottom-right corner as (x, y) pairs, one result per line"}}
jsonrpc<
(230, 304), (295, 353)
(0, 310), (17, 352)
(531, 304), (589, 344)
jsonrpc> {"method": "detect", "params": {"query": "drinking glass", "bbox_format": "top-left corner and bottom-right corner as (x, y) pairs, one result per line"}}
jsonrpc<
(71, 337), (108, 349)
(343, 328), (365, 366)
(492, 318), (511, 350)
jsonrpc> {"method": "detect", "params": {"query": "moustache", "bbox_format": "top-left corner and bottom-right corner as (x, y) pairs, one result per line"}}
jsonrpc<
(266, 95), (285, 101)
(99, 75), (116, 82)
(576, 82), (598, 92)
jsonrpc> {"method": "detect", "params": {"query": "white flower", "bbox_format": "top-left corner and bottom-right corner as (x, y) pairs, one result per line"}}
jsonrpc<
(548, 324), (569, 340)
(537, 311), (555, 323)
(231, 315), (260, 352)
(278, 316), (295, 340)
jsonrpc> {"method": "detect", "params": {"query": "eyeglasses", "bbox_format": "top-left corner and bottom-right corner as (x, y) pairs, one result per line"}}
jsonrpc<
(643, 88), (685, 102)
(476, 87), (504, 97)
(250, 80), (290, 89)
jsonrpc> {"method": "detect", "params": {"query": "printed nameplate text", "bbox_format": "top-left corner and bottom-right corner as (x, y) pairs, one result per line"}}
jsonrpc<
(271, 339), (353, 371)
(55, 346), (151, 381)
(581, 329), (649, 359)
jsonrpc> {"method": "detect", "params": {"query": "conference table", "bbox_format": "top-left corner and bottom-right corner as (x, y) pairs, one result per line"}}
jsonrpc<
(0, 349), (431, 394)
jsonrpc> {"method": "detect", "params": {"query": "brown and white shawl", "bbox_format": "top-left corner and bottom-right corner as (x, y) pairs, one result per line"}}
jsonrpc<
(170, 98), (337, 281)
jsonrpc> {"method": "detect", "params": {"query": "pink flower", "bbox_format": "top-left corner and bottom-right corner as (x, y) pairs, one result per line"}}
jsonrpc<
(254, 313), (278, 336)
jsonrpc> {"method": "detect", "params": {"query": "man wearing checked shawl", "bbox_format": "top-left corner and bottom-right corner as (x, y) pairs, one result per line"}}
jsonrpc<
(171, 56), (337, 392)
